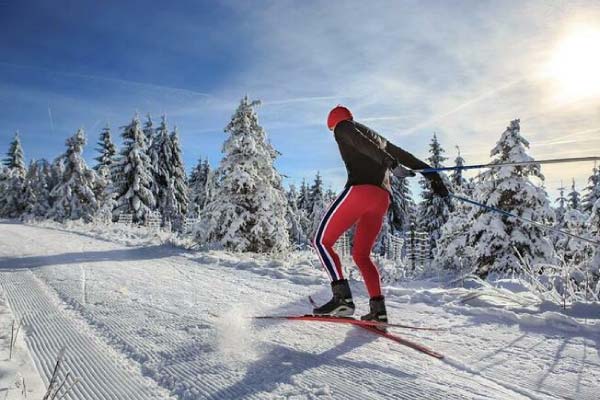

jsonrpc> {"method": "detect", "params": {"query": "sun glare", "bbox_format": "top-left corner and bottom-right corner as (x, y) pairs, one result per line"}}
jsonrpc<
(546, 25), (600, 101)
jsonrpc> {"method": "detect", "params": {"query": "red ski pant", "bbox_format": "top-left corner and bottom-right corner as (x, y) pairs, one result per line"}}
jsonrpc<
(312, 184), (390, 298)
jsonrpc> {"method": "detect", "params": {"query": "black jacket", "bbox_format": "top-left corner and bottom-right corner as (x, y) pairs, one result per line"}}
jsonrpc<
(333, 119), (446, 195)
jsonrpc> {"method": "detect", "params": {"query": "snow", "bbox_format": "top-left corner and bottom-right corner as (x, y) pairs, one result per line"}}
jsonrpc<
(0, 220), (599, 399)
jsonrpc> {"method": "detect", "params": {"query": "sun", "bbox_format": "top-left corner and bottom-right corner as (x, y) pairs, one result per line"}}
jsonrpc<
(545, 25), (600, 102)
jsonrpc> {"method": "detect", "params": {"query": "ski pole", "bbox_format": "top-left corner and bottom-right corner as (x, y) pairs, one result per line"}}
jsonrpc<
(450, 194), (600, 246)
(415, 156), (600, 174)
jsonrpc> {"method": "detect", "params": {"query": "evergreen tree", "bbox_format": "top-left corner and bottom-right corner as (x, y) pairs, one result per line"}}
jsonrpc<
(112, 115), (156, 222)
(22, 159), (51, 218)
(555, 182), (568, 225)
(389, 175), (416, 233)
(48, 129), (102, 222)
(450, 146), (467, 191)
(0, 132), (27, 217)
(4, 132), (26, 175)
(164, 127), (189, 227)
(197, 97), (289, 252)
(188, 158), (211, 216)
(582, 165), (600, 214)
(143, 114), (155, 148)
(297, 179), (311, 212)
(94, 124), (117, 171)
(568, 178), (581, 211)
(468, 120), (554, 277)
(308, 172), (327, 238)
(417, 133), (450, 250)
(285, 184), (307, 245)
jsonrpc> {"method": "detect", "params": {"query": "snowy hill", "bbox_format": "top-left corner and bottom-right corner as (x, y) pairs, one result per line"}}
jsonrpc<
(0, 221), (598, 399)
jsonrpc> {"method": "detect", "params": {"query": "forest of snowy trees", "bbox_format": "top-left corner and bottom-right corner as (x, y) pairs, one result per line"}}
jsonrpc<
(1, 98), (599, 290)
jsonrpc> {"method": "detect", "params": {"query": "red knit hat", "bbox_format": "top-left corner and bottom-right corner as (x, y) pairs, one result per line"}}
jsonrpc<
(327, 105), (353, 130)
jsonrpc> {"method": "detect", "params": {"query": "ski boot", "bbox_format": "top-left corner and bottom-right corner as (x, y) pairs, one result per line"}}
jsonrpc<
(361, 296), (388, 331)
(313, 279), (356, 317)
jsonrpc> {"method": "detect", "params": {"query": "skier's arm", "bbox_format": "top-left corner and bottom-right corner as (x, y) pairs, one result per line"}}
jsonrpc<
(333, 120), (397, 169)
(386, 142), (450, 197)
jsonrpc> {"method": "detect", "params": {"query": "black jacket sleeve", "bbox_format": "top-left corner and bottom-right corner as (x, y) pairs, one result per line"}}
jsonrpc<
(333, 120), (449, 196)
(334, 120), (397, 169)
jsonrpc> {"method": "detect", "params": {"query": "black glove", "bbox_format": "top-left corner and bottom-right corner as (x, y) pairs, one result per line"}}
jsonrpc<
(429, 175), (450, 198)
(391, 164), (416, 178)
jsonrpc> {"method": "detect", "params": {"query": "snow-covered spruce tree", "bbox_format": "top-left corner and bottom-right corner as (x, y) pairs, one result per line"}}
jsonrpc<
(308, 171), (327, 239)
(582, 165), (600, 214)
(48, 129), (102, 222)
(197, 97), (289, 252)
(285, 184), (307, 246)
(149, 115), (170, 212)
(389, 174), (416, 234)
(450, 146), (467, 192)
(143, 114), (155, 148)
(22, 160), (51, 219)
(94, 164), (117, 223)
(552, 182), (569, 245)
(188, 157), (211, 216)
(4, 132), (26, 174)
(555, 208), (591, 265)
(417, 133), (451, 251)
(112, 115), (156, 222)
(163, 127), (188, 228)
(1, 132), (27, 217)
(93, 124), (117, 171)
(568, 178), (581, 211)
(587, 199), (600, 283)
(297, 179), (311, 213)
(468, 120), (554, 278)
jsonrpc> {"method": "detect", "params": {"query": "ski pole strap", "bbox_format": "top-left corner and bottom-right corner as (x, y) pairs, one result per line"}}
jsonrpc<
(416, 156), (600, 174)
(450, 194), (600, 247)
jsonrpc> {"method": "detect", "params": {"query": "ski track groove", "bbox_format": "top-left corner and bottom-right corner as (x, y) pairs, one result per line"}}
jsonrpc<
(1, 223), (597, 399)
(0, 270), (170, 400)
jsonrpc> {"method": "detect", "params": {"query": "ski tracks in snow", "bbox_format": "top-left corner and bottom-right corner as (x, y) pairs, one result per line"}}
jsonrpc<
(0, 222), (598, 399)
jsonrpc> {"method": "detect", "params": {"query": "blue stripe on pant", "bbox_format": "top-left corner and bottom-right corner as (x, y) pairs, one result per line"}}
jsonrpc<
(313, 186), (352, 281)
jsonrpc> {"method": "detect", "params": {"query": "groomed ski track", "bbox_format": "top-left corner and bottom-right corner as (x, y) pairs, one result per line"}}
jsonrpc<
(0, 222), (598, 399)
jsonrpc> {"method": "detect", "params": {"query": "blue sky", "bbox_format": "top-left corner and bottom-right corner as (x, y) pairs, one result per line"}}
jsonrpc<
(1, 0), (600, 199)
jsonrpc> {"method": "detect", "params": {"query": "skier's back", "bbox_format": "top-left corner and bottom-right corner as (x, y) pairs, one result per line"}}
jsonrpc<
(312, 106), (449, 324)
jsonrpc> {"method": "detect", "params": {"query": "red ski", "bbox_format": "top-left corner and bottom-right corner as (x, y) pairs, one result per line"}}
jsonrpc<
(254, 314), (444, 359)
(359, 325), (444, 359)
(253, 314), (442, 331)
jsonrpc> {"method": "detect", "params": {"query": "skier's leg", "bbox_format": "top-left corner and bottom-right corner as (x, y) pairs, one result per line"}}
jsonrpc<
(312, 186), (362, 281)
(351, 189), (390, 298)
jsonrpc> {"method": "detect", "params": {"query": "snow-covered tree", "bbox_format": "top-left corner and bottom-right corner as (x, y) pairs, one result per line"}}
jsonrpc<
(587, 199), (600, 280)
(93, 125), (117, 171)
(389, 175), (416, 234)
(568, 178), (581, 211)
(197, 97), (289, 252)
(468, 120), (554, 277)
(48, 129), (102, 222)
(450, 146), (467, 191)
(285, 184), (308, 245)
(308, 172), (327, 239)
(582, 165), (600, 214)
(4, 132), (26, 175)
(163, 127), (188, 227)
(22, 159), (51, 219)
(555, 182), (568, 225)
(0, 132), (27, 217)
(143, 114), (155, 149)
(112, 115), (156, 222)
(188, 158), (211, 216)
(417, 133), (451, 251)
(555, 209), (591, 265)
(297, 179), (311, 213)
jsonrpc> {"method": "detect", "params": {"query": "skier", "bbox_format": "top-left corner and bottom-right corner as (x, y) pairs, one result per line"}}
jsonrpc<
(312, 105), (449, 324)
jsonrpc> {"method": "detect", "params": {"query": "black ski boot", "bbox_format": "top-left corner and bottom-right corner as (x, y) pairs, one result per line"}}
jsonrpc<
(313, 279), (356, 316)
(361, 296), (388, 331)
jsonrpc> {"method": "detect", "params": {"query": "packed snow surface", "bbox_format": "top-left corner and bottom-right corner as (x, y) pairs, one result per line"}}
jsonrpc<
(0, 221), (598, 399)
